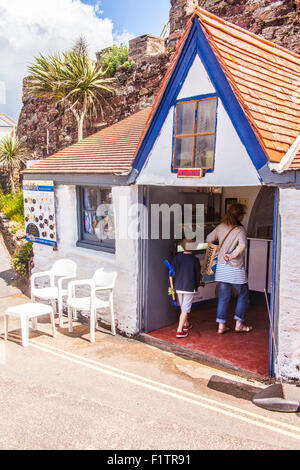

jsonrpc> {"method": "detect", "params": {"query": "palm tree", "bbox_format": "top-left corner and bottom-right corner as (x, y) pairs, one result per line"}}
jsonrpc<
(0, 135), (28, 194)
(26, 38), (114, 142)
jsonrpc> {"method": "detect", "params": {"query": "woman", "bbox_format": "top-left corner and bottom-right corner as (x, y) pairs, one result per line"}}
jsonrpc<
(206, 203), (253, 334)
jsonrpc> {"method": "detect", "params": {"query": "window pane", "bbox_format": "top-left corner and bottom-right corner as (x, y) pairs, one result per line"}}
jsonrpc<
(175, 137), (194, 168)
(195, 135), (215, 169)
(176, 102), (195, 135)
(83, 210), (97, 236)
(95, 189), (115, 242)
(196, 99), (217, 134)
(83, 188), (98, 210)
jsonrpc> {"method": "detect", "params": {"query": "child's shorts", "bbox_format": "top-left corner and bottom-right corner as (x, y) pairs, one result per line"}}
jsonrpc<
(177, 293), (194, 313)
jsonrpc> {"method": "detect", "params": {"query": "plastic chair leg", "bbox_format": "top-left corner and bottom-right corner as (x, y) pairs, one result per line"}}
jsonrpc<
(58, 297), (64, 328)
(50, 310), (56, 338)
(20, 315), (29, 347)
(68, 306), (73, 333)
(90, 308), (95, 343)
(110, 293), (116, 336)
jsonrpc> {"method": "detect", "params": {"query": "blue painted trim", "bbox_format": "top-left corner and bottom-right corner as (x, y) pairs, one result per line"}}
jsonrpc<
(269, 187), (279, 377)
(132, 18), (268, 176)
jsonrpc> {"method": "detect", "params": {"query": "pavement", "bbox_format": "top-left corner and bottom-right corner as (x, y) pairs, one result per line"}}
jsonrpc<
(0, 239), (299, 450)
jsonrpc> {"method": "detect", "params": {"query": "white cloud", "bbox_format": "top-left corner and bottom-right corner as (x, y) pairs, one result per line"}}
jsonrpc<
(0, 0), (135, 120)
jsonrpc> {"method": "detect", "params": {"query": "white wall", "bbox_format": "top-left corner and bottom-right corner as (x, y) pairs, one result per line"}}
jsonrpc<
(277, 188), (300, 381)
(137, 54), (261, 187)
(32, 184), (140, 336)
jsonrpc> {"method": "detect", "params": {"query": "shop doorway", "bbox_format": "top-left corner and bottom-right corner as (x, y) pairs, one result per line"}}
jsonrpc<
(141, 185), (276, 377)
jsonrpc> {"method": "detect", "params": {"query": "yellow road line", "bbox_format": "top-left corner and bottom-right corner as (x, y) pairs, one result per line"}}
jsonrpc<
(30, 340), (300, 442)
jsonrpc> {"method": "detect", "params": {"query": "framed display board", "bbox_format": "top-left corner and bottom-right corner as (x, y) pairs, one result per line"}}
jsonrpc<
(23, 180), (57, 247)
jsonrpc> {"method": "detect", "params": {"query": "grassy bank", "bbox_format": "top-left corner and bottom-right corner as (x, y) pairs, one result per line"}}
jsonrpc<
(0, 190), (24, 225)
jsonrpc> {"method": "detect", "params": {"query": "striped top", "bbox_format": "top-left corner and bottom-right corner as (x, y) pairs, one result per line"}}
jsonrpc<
(215, 262), (248, 285)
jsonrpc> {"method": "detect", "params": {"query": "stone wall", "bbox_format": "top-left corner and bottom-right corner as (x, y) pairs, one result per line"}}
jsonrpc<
(168, 0), (300, 52)
(277, 187), (300, 381)
(17, 0), (300, 160)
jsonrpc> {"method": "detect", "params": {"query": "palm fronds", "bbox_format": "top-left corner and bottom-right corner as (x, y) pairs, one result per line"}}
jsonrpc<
(26, 39), (115, 141)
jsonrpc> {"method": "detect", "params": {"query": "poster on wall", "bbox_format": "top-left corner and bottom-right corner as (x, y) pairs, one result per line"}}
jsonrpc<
(23, 180), (57, 247)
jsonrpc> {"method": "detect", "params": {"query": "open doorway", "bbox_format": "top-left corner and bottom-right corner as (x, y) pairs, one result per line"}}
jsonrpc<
(142, 185), (275, 377)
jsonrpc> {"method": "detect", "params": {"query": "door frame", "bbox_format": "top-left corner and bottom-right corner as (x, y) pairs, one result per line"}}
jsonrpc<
(269, 186), (280, 377)
(138, 184), (280, 378)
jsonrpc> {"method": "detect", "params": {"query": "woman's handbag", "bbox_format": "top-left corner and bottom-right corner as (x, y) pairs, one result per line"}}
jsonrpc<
(202, 226), (237, 276)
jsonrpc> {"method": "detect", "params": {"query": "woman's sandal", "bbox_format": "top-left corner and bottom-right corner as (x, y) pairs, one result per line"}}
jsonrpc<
(235, 325), (253, 333)
(217, 327), (230, 335)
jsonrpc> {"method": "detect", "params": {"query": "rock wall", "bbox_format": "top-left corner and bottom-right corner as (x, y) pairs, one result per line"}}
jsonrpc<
(17, 0), (300, 159)
(169, 0), (300, 52)
(278, 187), (300, 381)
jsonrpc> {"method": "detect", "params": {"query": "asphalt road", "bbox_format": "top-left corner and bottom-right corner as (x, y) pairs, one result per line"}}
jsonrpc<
(0, 301), (299, 451)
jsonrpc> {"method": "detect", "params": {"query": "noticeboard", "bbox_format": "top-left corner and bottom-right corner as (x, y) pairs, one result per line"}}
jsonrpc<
(23, 180), (57, 247)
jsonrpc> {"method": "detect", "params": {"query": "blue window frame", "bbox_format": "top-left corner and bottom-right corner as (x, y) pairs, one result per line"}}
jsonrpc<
(173, 95), (217, 172)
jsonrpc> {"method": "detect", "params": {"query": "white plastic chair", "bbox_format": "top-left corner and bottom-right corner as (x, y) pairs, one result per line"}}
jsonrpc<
(31, 259), (77, 328)
(67, 269), (117, 343)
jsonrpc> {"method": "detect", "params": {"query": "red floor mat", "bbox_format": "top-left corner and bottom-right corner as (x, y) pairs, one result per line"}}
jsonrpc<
(149, 299), (270, 376)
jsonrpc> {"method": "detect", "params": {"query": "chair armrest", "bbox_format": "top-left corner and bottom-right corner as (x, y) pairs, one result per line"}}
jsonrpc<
(58, 275), (77, 292)
(67, 279), (94, 300)
(94, 286), (114, 292)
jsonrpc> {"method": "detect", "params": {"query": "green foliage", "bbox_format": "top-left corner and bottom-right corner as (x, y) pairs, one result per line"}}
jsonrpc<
(12, 242), (33, 277)
(0, 135), (28, 194)
(0, 190), (24, 224)
(101, 44), (135, 77)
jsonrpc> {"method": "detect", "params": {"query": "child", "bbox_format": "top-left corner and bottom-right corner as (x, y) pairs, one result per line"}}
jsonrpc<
(172, 239), (201, 338)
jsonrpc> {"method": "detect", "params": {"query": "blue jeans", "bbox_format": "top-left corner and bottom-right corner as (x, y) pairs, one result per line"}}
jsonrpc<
(216, 282), (249, 324)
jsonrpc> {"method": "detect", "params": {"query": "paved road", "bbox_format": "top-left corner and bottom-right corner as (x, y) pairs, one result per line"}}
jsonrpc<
(0, 238), (299, 451)
(0, 298), (299, 451)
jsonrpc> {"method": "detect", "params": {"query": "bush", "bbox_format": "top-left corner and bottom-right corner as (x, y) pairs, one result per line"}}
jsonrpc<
(101, 44), (135, 77)
(12, 242), (33, 277)
(0, 190), (24, 225)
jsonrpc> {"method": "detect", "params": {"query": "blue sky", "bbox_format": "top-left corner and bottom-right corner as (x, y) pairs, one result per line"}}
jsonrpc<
(0, 0), (171, 121)
(82, 0), (170, 37)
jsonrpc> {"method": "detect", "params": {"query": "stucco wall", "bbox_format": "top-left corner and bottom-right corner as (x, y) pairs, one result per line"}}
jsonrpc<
(278, 187), (300, 381)
(32, 184), (140, 336)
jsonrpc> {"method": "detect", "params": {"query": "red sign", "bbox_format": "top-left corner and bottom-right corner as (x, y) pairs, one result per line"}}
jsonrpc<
(177, 168), (204, 178)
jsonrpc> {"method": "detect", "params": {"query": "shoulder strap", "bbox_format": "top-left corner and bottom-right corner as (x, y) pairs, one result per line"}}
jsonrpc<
(219, 226), (237, 251)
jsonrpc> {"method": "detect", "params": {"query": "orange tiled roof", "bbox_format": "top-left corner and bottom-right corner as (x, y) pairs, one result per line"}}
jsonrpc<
(137, 7), (300, 168)
(24, 107), (152, 174)
(195, 7), (300, 165)
(289, 148), (300, 169)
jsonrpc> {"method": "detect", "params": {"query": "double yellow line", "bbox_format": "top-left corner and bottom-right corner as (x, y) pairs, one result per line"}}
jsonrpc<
(29, 339), (300, 443)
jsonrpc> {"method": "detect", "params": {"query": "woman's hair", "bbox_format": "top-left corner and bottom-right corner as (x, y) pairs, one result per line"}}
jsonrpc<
(223, 203), (246, 227)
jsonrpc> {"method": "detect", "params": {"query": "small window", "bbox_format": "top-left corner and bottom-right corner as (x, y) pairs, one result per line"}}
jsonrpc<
(77, 186), (115, 253)
(174, 97), (217, 171)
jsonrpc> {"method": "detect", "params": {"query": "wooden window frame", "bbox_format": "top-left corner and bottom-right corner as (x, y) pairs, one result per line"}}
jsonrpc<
(173, 96), (217, 171)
